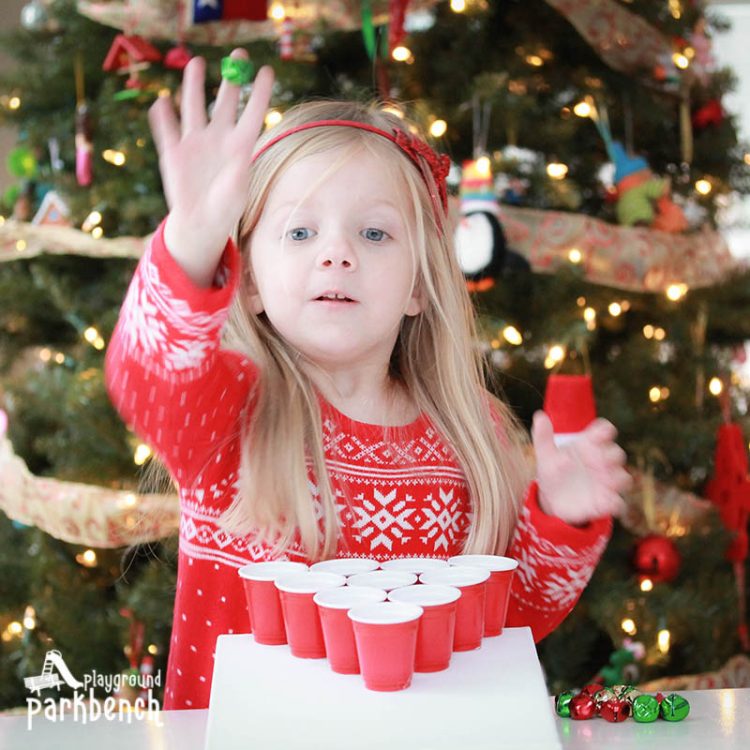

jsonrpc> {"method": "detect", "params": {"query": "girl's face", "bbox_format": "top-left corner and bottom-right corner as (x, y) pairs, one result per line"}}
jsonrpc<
(246, 147), (424, 372)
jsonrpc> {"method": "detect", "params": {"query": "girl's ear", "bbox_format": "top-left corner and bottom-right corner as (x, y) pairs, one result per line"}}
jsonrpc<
(244, 263), (265, 315)
(405, 278), (427, 317)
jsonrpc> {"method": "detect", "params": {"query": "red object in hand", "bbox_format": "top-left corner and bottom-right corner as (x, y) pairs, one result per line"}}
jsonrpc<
(570, 692), (598, 720)
(600, 699), (631, 722)
(633, 534), (681, 583)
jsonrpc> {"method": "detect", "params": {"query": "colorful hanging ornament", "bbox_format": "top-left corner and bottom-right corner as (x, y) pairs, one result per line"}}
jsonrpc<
(74, 53), (93, 186)
(633, 534), (681, 583)
(102, 33), (163, 95)
(692, 99), (724, 130)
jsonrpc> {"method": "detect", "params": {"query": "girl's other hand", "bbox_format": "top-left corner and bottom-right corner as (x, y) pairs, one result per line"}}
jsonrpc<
(148, 50), (274, 287)
(531, 411), (631, 526)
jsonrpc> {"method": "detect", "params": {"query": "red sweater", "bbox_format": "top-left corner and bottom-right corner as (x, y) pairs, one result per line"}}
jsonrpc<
(105, 220), (611, 710)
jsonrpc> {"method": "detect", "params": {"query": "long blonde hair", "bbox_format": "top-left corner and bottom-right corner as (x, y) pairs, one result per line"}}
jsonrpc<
(218, 100), (531, 561)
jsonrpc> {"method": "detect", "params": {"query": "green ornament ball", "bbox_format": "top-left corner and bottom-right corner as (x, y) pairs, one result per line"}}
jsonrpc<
(7, 146), (38, 179)
(632, 694), (660, 723)
(660, 693), (690, 721)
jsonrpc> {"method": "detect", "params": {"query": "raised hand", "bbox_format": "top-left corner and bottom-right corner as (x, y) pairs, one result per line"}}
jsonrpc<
(532, 411), (631, 526)
(148, 49), (274, 287)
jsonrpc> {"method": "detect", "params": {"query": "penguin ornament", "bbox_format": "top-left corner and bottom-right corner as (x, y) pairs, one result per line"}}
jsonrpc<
(455, 159), (529, 293)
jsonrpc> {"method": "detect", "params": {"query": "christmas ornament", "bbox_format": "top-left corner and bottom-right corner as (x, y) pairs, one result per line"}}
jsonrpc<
(20, 0), (49, 31)
(660, 693), (690, 721)
(569, 692), (597, 720)
(599, 698), (630, 722)
(555, 691), (574, 717)
(102, 34), (162, 93)
(632, 694), (660, 723)
(74, 54), (93, 186)
(689, 18), (716, 87)
(692, 99), (723, 130)
(30, 190), (71, 227)
(6, 146), (38, 179)
(633, 534), (681, 583)
(164, 44), (193, 70)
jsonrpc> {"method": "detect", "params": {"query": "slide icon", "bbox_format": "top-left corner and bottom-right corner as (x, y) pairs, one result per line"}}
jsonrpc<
(24, 650), (84, 694)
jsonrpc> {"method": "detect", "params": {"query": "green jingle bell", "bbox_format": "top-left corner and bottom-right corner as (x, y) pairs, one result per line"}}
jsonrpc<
(555, 690), (574, 718)
(632, 694), (660, 723)
(660, 693), (690, 721)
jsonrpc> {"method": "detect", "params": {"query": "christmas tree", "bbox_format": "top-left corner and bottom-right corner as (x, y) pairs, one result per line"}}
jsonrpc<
(1, 0), (749, 710)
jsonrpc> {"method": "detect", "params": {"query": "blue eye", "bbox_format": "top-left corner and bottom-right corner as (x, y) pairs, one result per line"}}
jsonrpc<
(362, 228), (389, 242)
(288, 227), (314, 241)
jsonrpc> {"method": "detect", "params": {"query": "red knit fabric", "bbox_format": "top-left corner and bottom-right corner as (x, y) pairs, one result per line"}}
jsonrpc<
(104, 219), (612, 710)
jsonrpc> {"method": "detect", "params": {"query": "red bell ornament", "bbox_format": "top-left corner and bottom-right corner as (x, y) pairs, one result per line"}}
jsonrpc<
(633, 534), (681, 583)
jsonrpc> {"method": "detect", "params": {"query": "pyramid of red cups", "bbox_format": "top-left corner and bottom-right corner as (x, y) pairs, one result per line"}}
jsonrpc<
(237, 554), (519, 692)
(555, 683), (690, 723)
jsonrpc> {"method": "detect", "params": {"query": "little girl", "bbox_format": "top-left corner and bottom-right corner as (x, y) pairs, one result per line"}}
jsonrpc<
(105, 51), (630, 710)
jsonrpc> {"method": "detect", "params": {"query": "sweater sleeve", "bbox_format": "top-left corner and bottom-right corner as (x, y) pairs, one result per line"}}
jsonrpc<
(504, 482), (612, 642)
(104, 217), (257, 488)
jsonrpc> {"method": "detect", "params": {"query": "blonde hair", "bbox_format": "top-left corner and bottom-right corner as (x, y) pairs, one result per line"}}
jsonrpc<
(218, 100), (531, 562)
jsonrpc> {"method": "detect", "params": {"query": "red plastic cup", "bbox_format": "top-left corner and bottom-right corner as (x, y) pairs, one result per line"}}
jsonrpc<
(347, 570), (417, 591)
(313, 587), (387, 674)
(275, 571), (346, 658)
(387, 585), (461, 672)
(449, 554), (519, 636)
(310, 558), (380, 576)
(419, 567), (489, 651)
(380, 558), (449, 575)
(238, 561), (308, 645)
(348, 602), (423, 691)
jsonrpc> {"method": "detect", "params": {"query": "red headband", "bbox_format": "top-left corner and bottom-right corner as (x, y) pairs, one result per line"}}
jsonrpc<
(252, 119), (451, 220)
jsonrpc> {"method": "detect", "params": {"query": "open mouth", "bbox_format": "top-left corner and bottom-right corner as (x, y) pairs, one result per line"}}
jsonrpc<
(315, 296), (356, 303)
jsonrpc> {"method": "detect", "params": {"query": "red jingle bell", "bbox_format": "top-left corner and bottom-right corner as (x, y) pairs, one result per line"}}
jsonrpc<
(634, 535), (681, 583)
(600, 698), (631, 722)
(570, 692), (598, 720)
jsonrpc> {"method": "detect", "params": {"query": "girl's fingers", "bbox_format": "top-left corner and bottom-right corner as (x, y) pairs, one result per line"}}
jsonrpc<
(181, 56), (208, 134)
(210, 48), (248, 130)
(148, 95), (180, 156)
(235, 65), (275, 156)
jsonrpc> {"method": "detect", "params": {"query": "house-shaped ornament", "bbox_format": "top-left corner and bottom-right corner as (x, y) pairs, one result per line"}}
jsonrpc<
(31, 191), (71, 227)
(102, 34), (162, 91)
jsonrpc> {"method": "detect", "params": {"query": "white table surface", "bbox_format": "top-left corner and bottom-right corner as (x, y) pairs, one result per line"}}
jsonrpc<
(1, 688), (748, 749)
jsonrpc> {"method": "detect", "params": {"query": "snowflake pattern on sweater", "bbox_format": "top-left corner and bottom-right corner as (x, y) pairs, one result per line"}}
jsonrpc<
(104, 220), (611, 711)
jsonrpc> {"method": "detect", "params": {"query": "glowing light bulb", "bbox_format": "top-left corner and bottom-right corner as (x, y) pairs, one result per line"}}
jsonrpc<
(429, 119), (447, 138)
(654, 327), (666, 341)
(608, 302), (622, 317)
(525, 54), (544, 67)
(583, 307), (596, 323)
(709, 377), (723, 396)
(82, 210), (102, 232)
(502, 326), (523, 346)
(392, 46), (412, 63)
(640, 578), (654, 592)
(660, 387), (671, 400)
(665, 283), (688, 302)
(672, 53), (689, 70)
(16, 240), (27, 252)
(649, 386), (662, 403)
(8, 621), (23, 636)
(621, 618), (637, 636)
(577, 297), (586, 307)
(103, 149), (126, 166)
(695, 179), (712, 195)
(54, 352), (65, 364)
(475, 156), (491, 176)
(269, 2), (285, 20)
(657, 628), (671, 653)
(573, 101), (592, 118)
(134, 444), (152, 466)
(546, 162), (568, 180)
(148, 644), (159, 655)
(8, 96), (21, 110)
(84, 327), (99, 343)
(76, 549), (98, 567)
(450, 0), (466, 12)
(39, 348), (52, 362)
(643, 325), (655, 339)
(264, 110), (283, 128)
(568, 248), (582, 264)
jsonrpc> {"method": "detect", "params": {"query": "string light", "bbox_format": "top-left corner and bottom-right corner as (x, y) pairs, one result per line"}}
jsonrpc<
(82, 210), (102, 232)
(649, 386), (662, 403)
(103, 149), (126, 166)
(672, 53), (689, 70)
(475, 156), (491, 176)
(744, 154), (750, 166)
(525, 54), (544, 67)
(544, 344), (566, 369)
(666, 283), (688, 301)
(264, 110), (283, 128)
(84, 327), (99, 344)
(654, 327), (666, 341)
(657, 628), (671, 653)
(608, 302), (622, 317)
(147, 644), (159, 655)
(0, 215), (5, 226)
(134, 444), (152, 466)
(429, 119), (447, 138)
(640, 578), (654, 592)
(392, 46), (413, 63)
(7, 621), (23, 636)
(709, 377), (723, 396)
(577, 297), (586, 307)
(23, 605), (36, 630)
(695, 179), (712, 195)
(76, 549), (98, 567)
(8, 96), (20, 110)
(568, 248), (582, 264)
(39, 348), (52, 362)
(450, 0), (467, 11)
(54, 352), (65, 364)
(502, 325), (523, 345)
(669, 0), (682, 19)
(91, 226), (104, 239)
(642, 325), (654, 339)
(136, 137), (146, 148)
(16, 239), (27, 252)
(269, 2), (285, 20)
(546, 162), (568, 180)
(573, 100), (592, 118)
(621, 618), (637, 636)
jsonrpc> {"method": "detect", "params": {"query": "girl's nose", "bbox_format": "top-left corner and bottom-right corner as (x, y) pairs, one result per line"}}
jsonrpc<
(316, 236), (357, 269)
